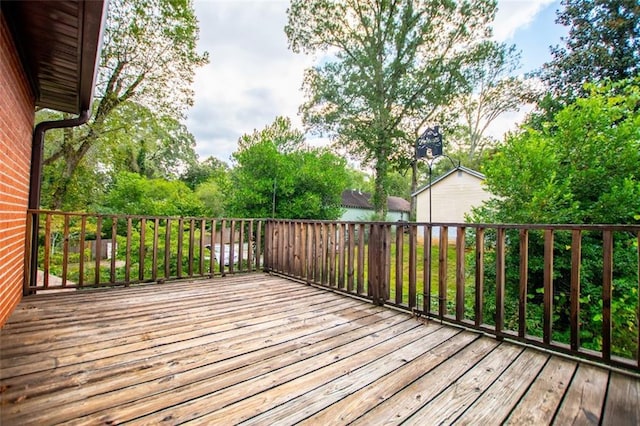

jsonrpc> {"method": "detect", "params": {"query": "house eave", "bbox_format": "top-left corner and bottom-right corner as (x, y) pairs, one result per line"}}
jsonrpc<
(2, 0), (108, 114)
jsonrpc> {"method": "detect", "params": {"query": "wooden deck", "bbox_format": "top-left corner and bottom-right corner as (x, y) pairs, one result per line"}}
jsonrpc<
(1, 273), (638, 425)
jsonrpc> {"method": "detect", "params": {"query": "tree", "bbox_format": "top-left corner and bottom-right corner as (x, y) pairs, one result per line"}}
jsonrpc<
(181, 156), (232, 217)
(237, 116), (305, 153)
(449, 42), (538, 164)
(474, 78), (640, 225)
(286, 0), (497, 218)
(539, 0), (640, 99)
(100, 102), (199, 179)
(181, 156), (231, 191)
(470, 79), (640, 356)
(100, 171), (207, 217)
(229, 118), (349, 219)
(41, 0), (208, 209)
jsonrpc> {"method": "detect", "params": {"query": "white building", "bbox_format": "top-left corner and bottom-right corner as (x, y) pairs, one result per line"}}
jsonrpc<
(412, 166), (491, 224)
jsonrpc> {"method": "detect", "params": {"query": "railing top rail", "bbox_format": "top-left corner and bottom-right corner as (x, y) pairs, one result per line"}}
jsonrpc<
(268, 218), (640, 232)
(27, 211), (640, 232)
(27, 210), (271, 222)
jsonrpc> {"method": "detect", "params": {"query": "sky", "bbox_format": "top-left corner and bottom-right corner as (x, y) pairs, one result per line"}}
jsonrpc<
(186, 0), (568, 163)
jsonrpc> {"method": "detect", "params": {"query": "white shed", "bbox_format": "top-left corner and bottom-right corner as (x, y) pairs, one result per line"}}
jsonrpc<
(412, 166), (491, 223)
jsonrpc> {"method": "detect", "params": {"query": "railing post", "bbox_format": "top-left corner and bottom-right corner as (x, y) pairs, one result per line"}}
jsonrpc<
(368, 224), (382, 305)
(263, 220), (272, 272)
(23, 210), (35, 295)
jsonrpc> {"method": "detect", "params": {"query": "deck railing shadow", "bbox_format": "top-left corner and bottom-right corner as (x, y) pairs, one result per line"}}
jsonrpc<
(25, 210), (640, 372)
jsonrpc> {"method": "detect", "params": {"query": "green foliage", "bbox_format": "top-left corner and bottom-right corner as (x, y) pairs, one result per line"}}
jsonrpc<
(344, 168), (374, 194)
(180, 156), (232, 217)
(100, 103), (199, 179)
(229, 118), (349, 219)
(181, 156), (231, 190)
(476, 78), (640, 225)
(538, 0), (640, 99)
(100, 172), (207, 217)
(286, 0), (498, 217)
(40, 0), (207, 210)
(471, 79), (640, 357)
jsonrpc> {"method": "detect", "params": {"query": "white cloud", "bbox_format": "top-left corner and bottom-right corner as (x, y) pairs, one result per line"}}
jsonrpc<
(186, 0), (313, 162)
(493, 0), (557, 42)
(186, 0), (561, 163)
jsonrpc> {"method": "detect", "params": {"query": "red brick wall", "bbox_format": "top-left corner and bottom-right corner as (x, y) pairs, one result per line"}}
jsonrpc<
(0, 15), (35, 327)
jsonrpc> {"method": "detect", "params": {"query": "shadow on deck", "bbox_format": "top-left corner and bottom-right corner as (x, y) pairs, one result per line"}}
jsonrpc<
(1, 273), (639, 424)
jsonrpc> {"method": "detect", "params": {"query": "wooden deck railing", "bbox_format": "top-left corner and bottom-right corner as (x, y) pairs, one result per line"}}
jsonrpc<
(24, 211), (639, 371)
(25, 210), (265, 292)
(264, 220), (640, 372)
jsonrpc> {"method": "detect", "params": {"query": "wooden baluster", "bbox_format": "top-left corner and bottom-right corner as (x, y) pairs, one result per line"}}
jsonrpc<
(138, 218), (145, 282)
(347, 223), (355, 293)
(218, 219), (225, 275)
(95, 216), (102, 285)
(519, 229), (529, 338)
(229, 220), (236, 274)
(384, 224), (391, 301)
(395, 224), (404, 305)
(368, 224), (382, 304)
(357, 223), (365, 294)
(43, 213), (51, 289)
(306, 222), (313, 281)
(328, 223), (336, 286)
(164, 218), (171, 279)
(338, 223), (345, 288)
(62, 215), (70, 287)
(152, 218), (159, 282)
(125, 217), (132, 284)
(78, 215), (86, 287)
(177, 218), (184, 278)
(246, 220), (253, 273)
(408, 224), (417, 309)
(602, 230), (613, 361)
(543, 229), (554, 345)
(496, 228), (506, 337)
(199, 219), (206, 276)
(570, 229), (582, 351)
(423, 225), (432, 314)
(255, 220), (262, 271)
(475, 228), (485, 327)
(110, 217), (118, 284)
(439, 226), (448, 319)
(209, 219), (216, 276)
(188, 219), (195, 277)
(456, 227), (466, 321)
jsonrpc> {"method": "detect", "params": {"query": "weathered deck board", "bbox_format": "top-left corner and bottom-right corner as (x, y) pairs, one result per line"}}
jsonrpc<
(1, 273), (638, 425)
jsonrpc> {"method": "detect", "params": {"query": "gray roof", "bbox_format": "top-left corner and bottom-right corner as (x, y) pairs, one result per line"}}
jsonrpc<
(342, 190), (410, 212)
(2, 0), (108, 113)
(411, 166), (485, 197)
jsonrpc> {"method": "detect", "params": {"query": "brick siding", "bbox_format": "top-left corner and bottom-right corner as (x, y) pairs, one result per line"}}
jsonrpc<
(0, 15), (35, 327)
